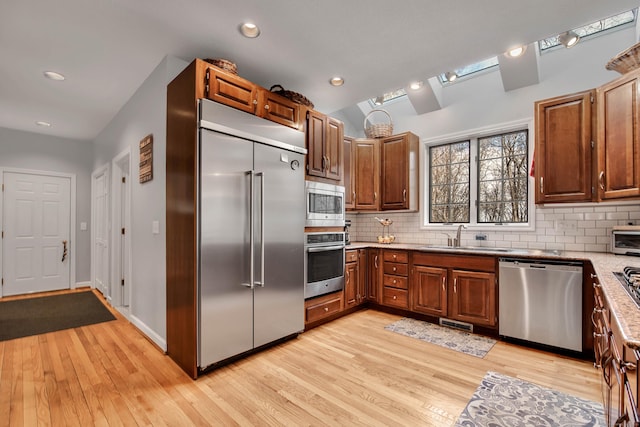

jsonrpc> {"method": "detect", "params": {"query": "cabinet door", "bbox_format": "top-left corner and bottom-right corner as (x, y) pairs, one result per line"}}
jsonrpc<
(344, 261), (358, 308)
(381, 134), (409, 209)
(450, 270), (496, 326)
(597, 73), (640, 200)
(205, 66), (258, 114)
(534, 90), (594, 203)
(357, 249), (367, 305)
(307, 110), (327, 178)
(355, 139), (380, 210)
(367, 249), (381, 302)
(411, 265), (447, 317)
(325, 118), (344, 181)
(257, 89), (300, 130)
(344, 137), (355, 210)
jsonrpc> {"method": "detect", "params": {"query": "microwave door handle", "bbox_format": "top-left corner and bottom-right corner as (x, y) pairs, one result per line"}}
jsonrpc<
(255, 172), (265, 288)
(307, 245), (345, 253)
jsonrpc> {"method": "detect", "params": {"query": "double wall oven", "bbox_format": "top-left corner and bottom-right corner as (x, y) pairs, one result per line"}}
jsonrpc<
(304, 181), (346, 299)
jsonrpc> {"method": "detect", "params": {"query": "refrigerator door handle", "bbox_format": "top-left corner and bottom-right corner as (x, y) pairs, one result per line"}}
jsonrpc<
(244, 170), (255, 289)
(255, 172), (265, 287)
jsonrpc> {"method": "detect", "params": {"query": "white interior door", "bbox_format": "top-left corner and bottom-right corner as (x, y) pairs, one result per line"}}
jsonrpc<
(92, 166), (109, 296)
(3, 172), (71, 296)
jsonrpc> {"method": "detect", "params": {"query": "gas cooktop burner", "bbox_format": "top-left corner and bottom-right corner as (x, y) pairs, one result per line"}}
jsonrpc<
(613, 267), (640, 308)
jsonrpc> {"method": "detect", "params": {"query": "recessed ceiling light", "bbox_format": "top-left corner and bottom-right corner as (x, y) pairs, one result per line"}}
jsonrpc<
(409, 81), (423, 90)
(329, 76), (344, 86)
(43, 71), (65, 81)
(36, 121), (51, 127)
(506, 46), (526, 58)
(239, 22), (260, 38)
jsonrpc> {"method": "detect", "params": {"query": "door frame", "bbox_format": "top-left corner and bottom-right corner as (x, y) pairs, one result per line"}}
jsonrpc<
(111, 149), (132, 309)
(91, 163), (110, 297)
(0, 167), (77, 298)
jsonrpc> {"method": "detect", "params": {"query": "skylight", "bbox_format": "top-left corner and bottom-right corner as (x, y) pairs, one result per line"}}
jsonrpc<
(368, 88), (407, 107)
(539, 9), (636, 51)
(438, 57), (500, 84)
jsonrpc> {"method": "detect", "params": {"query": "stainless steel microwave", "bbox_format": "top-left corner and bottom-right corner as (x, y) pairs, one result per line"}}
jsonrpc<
(305, 181), (345, 227)
(611, 226), (640, 255)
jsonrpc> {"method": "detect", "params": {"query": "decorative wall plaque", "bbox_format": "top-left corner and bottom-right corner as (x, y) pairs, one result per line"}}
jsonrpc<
(139, 134), (153, 183)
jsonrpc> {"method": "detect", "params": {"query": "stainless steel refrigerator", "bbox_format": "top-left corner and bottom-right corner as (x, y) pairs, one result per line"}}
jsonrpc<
(197, 99), (307, 369)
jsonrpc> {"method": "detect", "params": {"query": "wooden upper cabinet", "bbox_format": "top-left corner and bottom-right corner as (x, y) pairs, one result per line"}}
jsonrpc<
(381, 132), (419, 210)
(204, 65), (258, 114)
(344, 137), (355, 210)
(597, 71), (640, 200)
(306, 110), (344, 181)
(534, 90), (594, 203)
(354, 139), (380, 210)
(257, 88), (301, 130)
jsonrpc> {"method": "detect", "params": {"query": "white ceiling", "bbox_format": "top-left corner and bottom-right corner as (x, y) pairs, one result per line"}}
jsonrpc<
(1, 0), (637, 140)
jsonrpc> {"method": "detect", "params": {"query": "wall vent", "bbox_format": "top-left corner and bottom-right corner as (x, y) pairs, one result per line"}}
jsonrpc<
(439, 318), (473, 333)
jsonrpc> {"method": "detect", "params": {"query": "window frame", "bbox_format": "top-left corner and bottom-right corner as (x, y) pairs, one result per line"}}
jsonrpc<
(421, 119), (535, 232)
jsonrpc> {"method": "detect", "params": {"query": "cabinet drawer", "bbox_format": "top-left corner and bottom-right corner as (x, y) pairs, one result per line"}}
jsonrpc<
(383, 251), (408, 264)
(382, 287), (408, 308)
(383, 274), (407, 289)
(383, 262), (408, 276)
(345, 250), (358, 263)
(306, 295), (343, 323)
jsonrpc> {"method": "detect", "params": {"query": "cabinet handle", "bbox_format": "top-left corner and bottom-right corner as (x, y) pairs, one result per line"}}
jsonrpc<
(624, 362), (637, 371)
(403, 189), (407, 202)
(326, 156), (330, 170)
(453, 278), (457, 293)
(599, 171), (605, 190)
(374, 192), (377, 201)
(253, 99), (258, 105)
(346, 270), (350, 284)
(593, 282), (601, 289)
(540, 177), (544, 194)
(374, 255), (379, 269)
(264, 104), (270, 110)
(352, 191), (356, 201)
(590, 273), (597, 279)
(442, 276), (446, 291)
(321, 156), (326, 171)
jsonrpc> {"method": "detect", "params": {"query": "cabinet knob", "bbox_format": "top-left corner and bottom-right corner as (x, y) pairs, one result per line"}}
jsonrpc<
(393, 254), (396, 259)
(324, 307), (329, 312)
(253, 99), (258, 105)
(264, 104), (270, 110)
(393, 295), (397, 300)
(393, 279), (397, 284)
(393, 267), (397, 272)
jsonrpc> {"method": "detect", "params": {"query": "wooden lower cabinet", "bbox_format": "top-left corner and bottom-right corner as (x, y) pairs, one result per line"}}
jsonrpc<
(345, 249), (366, 309)
(380, 250), (409, 309)
(411, 266), (447, 317)
(305, 291), (343, 324)
(449, 270), (496, 327)
(410, 252), (497, 328)
(367, 249), (381, 303)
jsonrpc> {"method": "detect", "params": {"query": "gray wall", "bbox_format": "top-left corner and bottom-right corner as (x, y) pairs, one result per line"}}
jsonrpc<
(92, 55), (188, 349)
(0, 127), (93, 283)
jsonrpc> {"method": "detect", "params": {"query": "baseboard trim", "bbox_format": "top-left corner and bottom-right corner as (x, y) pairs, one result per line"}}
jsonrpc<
(129, 313), (168, 352)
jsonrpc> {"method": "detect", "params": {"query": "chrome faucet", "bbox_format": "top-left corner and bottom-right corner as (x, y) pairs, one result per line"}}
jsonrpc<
(454, 224), (467, 247)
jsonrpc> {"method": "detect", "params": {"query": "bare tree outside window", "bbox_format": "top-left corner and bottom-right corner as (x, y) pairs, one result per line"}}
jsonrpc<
(478, 130), (528, 223)
(429, 141), (470, 223)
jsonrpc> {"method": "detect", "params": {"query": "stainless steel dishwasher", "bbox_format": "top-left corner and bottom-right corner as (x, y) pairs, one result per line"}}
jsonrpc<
(499, 258), (583, 352)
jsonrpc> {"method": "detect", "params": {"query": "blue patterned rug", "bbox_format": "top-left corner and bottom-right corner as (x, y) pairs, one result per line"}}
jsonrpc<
(384, 317), (496, 358)
(455, 371), (605, 426)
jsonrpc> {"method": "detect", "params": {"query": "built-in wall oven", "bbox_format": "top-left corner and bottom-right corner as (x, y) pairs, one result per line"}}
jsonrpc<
(305, 181), (345, 227)
(304, 232), (345, 299)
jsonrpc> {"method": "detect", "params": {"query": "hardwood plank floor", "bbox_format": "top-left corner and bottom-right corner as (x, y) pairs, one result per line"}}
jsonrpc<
(0, 291), (602, 426)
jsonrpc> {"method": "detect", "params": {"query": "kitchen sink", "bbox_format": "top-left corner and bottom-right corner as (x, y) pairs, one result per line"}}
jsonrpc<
(418, 245), (562, 256)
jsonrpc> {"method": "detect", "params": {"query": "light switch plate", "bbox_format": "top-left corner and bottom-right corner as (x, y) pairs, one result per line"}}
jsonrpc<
(80, 222), (87, 231)
(152, 220), (160, 234)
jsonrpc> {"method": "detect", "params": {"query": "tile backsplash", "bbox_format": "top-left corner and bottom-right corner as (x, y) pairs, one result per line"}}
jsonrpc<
(348, 203), (640, 253)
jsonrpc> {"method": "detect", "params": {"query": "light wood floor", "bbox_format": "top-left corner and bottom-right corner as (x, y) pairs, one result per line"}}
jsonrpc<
(0, 290), (602, 426)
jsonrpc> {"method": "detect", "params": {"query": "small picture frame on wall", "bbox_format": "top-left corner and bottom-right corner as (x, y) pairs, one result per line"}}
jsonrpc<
(139, 134), (153, 183)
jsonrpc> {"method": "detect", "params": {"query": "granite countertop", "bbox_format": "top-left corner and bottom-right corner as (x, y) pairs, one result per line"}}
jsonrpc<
(347, 241), (640, 350)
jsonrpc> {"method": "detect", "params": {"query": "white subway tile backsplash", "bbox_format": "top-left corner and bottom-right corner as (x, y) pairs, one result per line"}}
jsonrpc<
(348, 203), (631, 254)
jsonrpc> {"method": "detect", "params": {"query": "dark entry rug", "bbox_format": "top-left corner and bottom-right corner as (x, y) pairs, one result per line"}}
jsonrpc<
(454, 371), (605, 426)
(0, 291), (116, 341)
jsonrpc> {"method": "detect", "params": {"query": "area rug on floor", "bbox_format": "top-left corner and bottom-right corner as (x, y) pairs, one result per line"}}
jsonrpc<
(0, 291), (116, 341)
(454, 371), (605, 427)
(384, 317), (496, 358)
